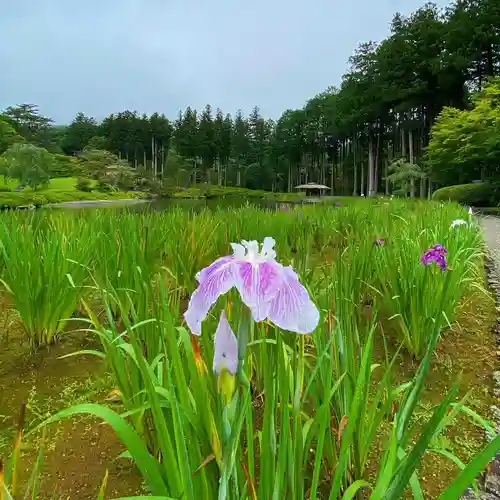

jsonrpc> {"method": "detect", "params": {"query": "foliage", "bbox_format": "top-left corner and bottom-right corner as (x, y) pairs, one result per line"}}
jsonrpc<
(78, 148), (137, 189)
(60, 112), (98, 154)
(3, 2), (500, 195)
(3, 104), (58, 151)
(432, 182), (500, 206)
(0, 117), (25, 154)
(2, 143), (54, 190)
(4, 201), (492, 498)
(76, 177), (93, 192)
(427, 78), (500, 185)
(0, 215), (94, 349)
(51, 153), (80, 178)
(0, 178), (144, 208)
(387, 158), (427, 197)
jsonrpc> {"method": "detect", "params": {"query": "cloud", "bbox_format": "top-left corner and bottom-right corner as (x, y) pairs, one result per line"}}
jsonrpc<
(0, 0), (451, 123)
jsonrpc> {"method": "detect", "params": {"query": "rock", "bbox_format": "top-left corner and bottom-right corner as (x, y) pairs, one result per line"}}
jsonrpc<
(462, 487), (500, 499)
(485, 472), (500, 497)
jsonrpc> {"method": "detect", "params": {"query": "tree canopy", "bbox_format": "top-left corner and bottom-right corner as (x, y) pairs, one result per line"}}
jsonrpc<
(1, 0), (499, 195)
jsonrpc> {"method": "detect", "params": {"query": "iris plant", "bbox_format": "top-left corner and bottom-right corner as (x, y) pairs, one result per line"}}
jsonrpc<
(184, 237), (319, 383)
(421, 243), (448, 272)
(450, 219), (468, 229)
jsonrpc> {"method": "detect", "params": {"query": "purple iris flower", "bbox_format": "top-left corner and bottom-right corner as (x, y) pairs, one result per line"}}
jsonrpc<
(213, 311), (238, 375)
(420, 243), (448, 272)
(374, 237), (386, 246)
(184, 237), (320, 335)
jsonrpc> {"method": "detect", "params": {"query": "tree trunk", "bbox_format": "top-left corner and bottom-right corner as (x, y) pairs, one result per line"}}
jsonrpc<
(361, 160), (365, 196)
(409, 129), (415, 198)
(385, 158), (389, 195)
(374, 125), (381, 194)
(367, 135), (375, 197)
(352, 137), (358, 196)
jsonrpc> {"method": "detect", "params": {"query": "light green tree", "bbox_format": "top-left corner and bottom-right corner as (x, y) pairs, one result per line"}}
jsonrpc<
(427, 78), (500, 185)
(2, 143), (54, 189)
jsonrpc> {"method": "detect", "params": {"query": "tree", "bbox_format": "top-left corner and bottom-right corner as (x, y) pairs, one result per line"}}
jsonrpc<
(78, 148), (137, 189)
(232, 110), (249, 186)
(86, 136), (109, 151)
(0, 117), (25, 154)
(2, 143), (54, 189)
(2, 0), (497, 195)
(3, 104), (56, 150)
(197, 104), (216, 180)
(387, 157), (427, 197)
(61, 112), (98, 154)
(427, 78), (500, 185)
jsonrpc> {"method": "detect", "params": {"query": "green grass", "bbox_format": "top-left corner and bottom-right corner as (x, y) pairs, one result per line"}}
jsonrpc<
(0, 176), (146, 207)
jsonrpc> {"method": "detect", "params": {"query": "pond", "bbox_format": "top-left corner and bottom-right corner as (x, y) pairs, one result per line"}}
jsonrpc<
(45, 197), (290, 212)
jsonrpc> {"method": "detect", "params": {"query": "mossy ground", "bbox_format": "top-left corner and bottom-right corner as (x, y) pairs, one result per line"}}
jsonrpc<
(0, 278), (496, 499)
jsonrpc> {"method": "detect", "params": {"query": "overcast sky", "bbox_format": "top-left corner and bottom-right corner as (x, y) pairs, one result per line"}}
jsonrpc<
(0, 0), (451, 124)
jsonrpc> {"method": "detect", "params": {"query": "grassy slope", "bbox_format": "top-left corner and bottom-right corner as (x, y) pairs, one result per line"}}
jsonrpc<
(0, 177), (145, 208)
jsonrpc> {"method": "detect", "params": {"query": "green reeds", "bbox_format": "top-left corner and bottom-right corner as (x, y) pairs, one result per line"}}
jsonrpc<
(0, 213), (94, 349)
(4, 198), (498, 498)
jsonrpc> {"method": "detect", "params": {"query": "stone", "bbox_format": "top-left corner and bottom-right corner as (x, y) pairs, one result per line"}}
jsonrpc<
(485, 472), (500, 497)
(491, 454), (500, 475)
(462, 488), (500, 500)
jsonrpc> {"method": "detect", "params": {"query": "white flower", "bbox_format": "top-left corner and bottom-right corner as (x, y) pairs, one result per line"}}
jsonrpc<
(450, 219), (468, 229)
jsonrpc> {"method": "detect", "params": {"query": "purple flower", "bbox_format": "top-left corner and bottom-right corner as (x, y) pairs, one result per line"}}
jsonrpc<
(184, 237), (319, 335)
(213, 311), (238, 376)
(421, 243), (448, 272)
(374, 237), (386, 246)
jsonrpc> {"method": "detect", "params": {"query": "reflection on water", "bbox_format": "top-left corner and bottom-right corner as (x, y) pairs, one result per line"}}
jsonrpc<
(48, 198), (284, 213)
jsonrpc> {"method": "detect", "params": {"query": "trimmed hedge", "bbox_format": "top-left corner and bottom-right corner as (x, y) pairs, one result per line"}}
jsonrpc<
(432, 182), (500, 206)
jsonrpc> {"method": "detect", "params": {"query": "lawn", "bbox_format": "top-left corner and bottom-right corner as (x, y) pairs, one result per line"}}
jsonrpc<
(0, 176), (146, 208)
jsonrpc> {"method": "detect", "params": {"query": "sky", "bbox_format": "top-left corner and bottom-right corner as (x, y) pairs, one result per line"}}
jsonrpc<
(0, 0), (451, 124)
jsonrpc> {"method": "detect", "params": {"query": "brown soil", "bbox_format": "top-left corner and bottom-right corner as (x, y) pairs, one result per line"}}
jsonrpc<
(0, 315), (142, 499)
(0, 279), (496, 499)
(366, 284), (497, 499)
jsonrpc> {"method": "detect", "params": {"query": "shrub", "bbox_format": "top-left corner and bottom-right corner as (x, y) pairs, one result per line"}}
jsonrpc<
(432, 182), (500, 206)
(96, 180), (113, 193)
(52, 154), (80, 177)
(76, 177), (93, 192)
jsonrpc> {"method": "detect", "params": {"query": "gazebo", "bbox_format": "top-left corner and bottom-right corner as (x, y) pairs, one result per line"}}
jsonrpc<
(294, 182), (331, 197)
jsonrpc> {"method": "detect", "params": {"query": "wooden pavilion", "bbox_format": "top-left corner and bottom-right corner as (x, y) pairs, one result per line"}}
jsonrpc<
(294, 182), (331, 197)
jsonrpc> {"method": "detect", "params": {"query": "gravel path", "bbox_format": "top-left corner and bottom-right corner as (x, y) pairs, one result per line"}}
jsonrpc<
(462, 216), (500, 499)
(482, 216), (500, 272)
